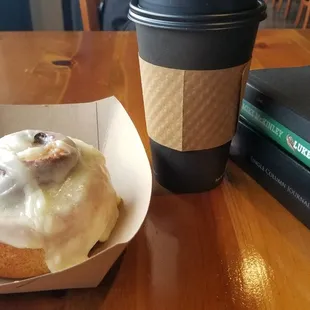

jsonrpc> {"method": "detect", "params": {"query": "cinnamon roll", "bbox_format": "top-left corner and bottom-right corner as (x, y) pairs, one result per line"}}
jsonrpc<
(0, 130), (120, 279)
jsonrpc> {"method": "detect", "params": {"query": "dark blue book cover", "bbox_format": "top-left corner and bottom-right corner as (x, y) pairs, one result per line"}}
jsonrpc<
(245, 66), (310, 142)
(230, 118), (310, 229)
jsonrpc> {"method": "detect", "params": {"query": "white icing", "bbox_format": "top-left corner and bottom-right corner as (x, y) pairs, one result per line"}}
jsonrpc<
(0, 130), (119, 272)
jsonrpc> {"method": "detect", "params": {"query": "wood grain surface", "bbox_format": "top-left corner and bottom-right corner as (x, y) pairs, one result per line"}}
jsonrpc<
(0, 30), (309, 309)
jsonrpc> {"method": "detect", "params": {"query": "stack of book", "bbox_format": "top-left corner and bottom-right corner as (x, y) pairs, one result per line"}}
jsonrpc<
(230, 66), (310, 228)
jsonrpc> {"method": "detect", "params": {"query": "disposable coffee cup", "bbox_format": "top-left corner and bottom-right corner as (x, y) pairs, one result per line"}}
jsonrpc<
(129, 0), (267, 193)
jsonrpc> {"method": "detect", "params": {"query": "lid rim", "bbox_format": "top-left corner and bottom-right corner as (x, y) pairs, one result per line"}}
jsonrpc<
(129, 0), (266, 26)
(129, 15), (266, 31)
(128, 0), (267, 30)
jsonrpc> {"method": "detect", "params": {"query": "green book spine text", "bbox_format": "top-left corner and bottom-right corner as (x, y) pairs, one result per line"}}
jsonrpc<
(240, 100), (310, 169)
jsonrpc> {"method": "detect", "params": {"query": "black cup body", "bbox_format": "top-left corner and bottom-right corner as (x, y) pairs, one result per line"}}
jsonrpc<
(136, 23), (260, 71)
(151, 139), (232, 193)
(129, 1), (266, 193)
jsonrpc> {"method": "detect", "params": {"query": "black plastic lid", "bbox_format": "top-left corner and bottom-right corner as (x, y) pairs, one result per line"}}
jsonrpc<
(138, 0), (259, 15)
(129, 0), (267, 30)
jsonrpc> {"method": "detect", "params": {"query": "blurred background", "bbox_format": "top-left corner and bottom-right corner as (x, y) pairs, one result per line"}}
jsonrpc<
(0, 0), (83, 31)
(0, 0), (309, 31)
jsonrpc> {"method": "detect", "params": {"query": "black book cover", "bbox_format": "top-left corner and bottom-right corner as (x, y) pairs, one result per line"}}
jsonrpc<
(230, 118), (310, 228)
(245, 66), (310, 142)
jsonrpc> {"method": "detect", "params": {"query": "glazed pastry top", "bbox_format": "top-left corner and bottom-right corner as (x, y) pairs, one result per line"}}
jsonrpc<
(0, 130), (119, 272)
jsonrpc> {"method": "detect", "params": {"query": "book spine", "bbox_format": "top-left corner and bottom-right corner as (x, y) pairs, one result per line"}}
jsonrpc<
(244, 82), (310, 142)
(230, 120), (310, 229)
(240, 100), (310, 169)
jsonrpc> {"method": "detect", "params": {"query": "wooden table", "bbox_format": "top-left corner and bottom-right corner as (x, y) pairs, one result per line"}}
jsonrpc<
(0, 30), (310, 309)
